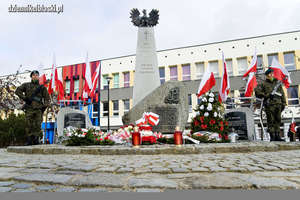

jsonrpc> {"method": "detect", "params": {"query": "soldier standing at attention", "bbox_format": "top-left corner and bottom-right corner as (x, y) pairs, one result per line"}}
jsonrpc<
(16, 70), (50, 145)
(255, 68), (287, 141)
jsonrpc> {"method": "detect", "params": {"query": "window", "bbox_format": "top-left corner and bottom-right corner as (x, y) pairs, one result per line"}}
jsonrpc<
(188, 94), (192, 113)
(159, 67), (165, 84)
(287, 86), (299, 105)
(257, 55), (264, 74)
(284, 52), (296, 71)
(113, 100), (119, 116)
(170, 66), (178, 80)
(74, 79), (79, 93)
(195, 62), (204, 79)
(123, 99), (130, 113)
(92, 103), (99, 118)
(225, 59), (233, 76)
(102, 75), (108, 89)
(209, 61), (219, 77)
(103, 102), (109, 116)
(182, 64), (191, 81)
(268, 54), (278, 67)
(237, 57), (248, 75)
(113, 73), (119, 88)
(123, 72), (130, 88)
(65, 80), (70, 94)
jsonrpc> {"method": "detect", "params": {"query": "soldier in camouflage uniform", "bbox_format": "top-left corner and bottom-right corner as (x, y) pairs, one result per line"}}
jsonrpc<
(16, 70), (50, 145)
(255, 68), (287, 141)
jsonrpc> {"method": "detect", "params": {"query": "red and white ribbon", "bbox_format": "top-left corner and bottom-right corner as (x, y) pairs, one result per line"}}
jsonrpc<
(135, 112), (160, 126)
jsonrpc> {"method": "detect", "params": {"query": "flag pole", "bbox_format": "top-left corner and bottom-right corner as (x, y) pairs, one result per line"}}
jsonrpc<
(98, 61), (102, 128)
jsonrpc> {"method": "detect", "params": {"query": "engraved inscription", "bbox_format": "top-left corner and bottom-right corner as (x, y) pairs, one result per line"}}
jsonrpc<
(225, 111), (248, 140)
(64, 113), (86, 129)
(150, 106), (178, 133)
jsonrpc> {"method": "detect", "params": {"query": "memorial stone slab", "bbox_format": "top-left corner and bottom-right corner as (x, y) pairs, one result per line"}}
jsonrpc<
(57, 107), (93, 137)
(123, 81), (189, 133)
(225, 107), (255, 140)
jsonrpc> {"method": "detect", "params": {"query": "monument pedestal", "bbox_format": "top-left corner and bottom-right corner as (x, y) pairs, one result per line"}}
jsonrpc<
(133, 27), (160, 107)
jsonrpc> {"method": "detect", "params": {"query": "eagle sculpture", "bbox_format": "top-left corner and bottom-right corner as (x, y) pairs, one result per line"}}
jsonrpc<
(130, 8), (159, 27)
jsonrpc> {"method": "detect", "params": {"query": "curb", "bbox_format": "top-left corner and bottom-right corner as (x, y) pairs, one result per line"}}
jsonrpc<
(6, 142), (300, 155)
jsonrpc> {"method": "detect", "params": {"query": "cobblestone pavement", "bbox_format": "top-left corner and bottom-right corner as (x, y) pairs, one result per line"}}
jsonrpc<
(1, 148), (300, 192)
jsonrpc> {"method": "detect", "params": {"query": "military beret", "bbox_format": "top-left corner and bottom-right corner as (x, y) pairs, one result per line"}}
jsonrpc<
(30, 70), (39, 77)
(265, 68), (274, 75)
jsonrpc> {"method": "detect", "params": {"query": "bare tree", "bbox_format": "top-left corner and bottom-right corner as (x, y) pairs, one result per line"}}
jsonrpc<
(0, 66), (24, 117)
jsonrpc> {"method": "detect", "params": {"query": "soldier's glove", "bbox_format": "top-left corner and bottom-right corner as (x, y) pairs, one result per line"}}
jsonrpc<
(269, 94), (274, 100)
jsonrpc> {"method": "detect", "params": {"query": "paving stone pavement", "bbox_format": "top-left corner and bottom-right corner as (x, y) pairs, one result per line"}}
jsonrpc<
(1, 148), (300, 191)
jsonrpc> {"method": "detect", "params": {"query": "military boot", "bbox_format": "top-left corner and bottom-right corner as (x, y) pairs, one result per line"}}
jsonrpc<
(275, 132), (284, 141)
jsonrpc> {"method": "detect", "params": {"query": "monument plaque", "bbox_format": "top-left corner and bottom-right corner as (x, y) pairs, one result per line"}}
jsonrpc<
(64, 113), (86, 128)
(225, 107), (255, 140)
(150, 106), (178, 133)
(57, 107), (93, 137)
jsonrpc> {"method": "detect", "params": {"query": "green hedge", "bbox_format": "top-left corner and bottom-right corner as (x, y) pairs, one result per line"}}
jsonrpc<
(0, 113), (27, 147)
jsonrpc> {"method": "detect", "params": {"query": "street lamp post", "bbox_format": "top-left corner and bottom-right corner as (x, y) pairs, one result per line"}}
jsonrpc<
(106, 76), (112, 132)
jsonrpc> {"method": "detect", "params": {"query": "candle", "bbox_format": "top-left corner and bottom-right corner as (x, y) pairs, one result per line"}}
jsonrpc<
(132, 131), (141, 147)
(174, 126), (183, 145)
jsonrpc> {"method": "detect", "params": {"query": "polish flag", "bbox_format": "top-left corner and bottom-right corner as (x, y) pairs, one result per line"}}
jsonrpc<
(89, 61), (101, 100)
(38, 63), (47, 86)
(270, 58), (292, 88)
(218, 52), (230, 103)
(55, 66), (64, 101)
(48, 55), (56, 95)
(244, 72), (257, 97)
(82, 52), (93, 100)
(243, 49), (257, 78)
(197, 63), (216, 97)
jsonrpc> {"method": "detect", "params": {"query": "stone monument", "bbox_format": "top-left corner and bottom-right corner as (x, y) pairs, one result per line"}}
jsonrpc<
(122, 81), (189, 133)
(57, 107), (93, 137)
(130, 8), (161, 107)
(224, 107), (255, 140)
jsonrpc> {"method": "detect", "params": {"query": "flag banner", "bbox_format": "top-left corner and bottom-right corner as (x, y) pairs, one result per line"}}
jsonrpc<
(270, 58), (292, 88)
(218, 52), (230, 102)
(197, 63), (216, 97)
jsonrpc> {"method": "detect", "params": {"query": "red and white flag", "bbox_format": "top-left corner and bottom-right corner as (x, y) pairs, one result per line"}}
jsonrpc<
(243, 49), (257, 78)
(89, 61), (101, 100)
(197, 63), (216, 97)
(48, 54), (64, 101)
(38, 63), (47, 86)
(82, 52), (93, 100)
(48, 55), (56, 95)
(270, 58), (292, 88)
(218, 52), (230, 102)
(55, 65), (64, 101)
(244, 72), (257, 97)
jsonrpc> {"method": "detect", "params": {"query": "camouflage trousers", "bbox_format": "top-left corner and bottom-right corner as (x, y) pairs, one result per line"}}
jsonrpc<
(25, 109), (43, 137)
(265, 105), (282, 135)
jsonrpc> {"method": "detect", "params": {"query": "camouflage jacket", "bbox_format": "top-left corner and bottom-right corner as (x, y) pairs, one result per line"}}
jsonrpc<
(255, 78), (287, 106)
(16, 80), (50, 110)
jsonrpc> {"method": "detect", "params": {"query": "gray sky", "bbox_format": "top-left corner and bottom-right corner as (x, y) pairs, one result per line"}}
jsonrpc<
(1, 0), (300, 76)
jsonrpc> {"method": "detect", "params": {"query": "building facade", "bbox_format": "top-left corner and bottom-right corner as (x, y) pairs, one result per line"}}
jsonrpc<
(5, 30), (300, 129)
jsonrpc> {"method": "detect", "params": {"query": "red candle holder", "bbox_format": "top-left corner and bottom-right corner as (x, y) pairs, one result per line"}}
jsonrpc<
(174, 131), (183, 145)
(132, 132), (141, 147)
